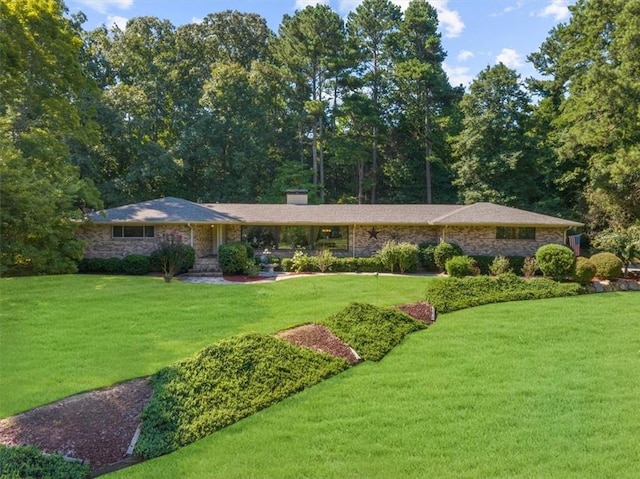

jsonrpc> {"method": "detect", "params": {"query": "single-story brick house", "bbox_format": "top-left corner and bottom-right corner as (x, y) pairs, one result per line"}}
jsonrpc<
(76, 191), (582, 261)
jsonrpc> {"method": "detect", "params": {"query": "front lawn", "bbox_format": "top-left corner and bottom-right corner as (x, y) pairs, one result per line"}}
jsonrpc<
(0, 274), (432, 417)
(110, 293), (640, 478)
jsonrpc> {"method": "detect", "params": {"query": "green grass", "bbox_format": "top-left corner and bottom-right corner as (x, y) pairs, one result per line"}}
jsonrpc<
(109, 293), (640, 479)
(0, 274), (431, 417)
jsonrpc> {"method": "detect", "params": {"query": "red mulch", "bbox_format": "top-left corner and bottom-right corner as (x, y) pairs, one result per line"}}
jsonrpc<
(395, 301), (437, 325)
(276, 323), (361, 365)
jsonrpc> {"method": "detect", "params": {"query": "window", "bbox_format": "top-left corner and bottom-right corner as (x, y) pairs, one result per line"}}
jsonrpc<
(112, 225), (155, 238)
(496, 227), (535, 240)
(241, 226), (348, 251)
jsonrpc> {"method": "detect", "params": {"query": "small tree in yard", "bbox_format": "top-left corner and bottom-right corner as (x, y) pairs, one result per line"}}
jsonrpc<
(592, 225), (640, 277)
(156, 231), (190, 283)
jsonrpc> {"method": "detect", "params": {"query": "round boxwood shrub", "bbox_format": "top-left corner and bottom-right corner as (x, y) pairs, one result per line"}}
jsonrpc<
(122, 254), (151, 275)
(535, 244), (575, 281)
(434, 242), (463, 271)
(445, 255), (479, 278)
(589, 252), (623, 280)
(573, 256), (597, 284)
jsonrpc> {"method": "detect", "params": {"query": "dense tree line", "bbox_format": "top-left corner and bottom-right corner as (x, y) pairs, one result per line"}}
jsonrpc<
(1, 0), (638, 275)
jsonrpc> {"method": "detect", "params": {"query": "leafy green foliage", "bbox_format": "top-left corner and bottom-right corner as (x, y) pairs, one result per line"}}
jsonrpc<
(445, 255), (479, 278)
(433, 242), (463, 271)
(155, 231), (194, 282)
(489, 255), (512, 276)
(218, 242), (254, 275)
(315, 249), (336, 273)
(417, 242), (439, 271)
(535, 244), (575, 281)
(425, 274), (584, 313)
(376, 241), (419, 273)
(521, 256), (538, 278)
(592, 225), (640, 277)
(121, 254), (151, 275)
(0, 445), (90, 479)
(320, 302), (425, 361)
(589, 252), (623, 281)
(573, 257), (596, 284)
(135, 333), (348, 458)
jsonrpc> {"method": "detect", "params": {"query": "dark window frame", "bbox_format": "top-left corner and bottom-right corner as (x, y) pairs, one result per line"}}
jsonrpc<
(241, 225), (349, 251)
(496, 226), (536, 240)
(112, 225), (155, 238)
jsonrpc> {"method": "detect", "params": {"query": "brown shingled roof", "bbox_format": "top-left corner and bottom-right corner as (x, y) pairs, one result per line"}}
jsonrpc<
(87, 197), (582, 228)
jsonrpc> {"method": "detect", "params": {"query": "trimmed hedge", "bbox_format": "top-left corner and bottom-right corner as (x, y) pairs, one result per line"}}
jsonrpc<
(0, 445), (90, 479)
(434, 242), (463, 271)
(320, 302), (426, 361)
(135, 333), (347, 458)
(425, 274), (584, 313)
(418, 242), (439, 271)
(218, 242), (254, 274)
(573, 257), (597, 284)
(121, 254), (151, 275)
(281, 254), (385, 273)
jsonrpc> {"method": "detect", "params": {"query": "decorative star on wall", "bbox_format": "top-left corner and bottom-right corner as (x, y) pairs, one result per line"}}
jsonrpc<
(367, 227), (379, 239)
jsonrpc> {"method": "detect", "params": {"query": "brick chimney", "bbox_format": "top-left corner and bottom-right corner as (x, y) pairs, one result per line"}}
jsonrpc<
(286, 189), (308, 205)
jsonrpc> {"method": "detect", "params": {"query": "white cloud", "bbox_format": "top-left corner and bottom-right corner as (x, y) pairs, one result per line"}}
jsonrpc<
(294, 0), (329, 8)
(338, 0), (362, 12)
(539, 0), (570, 21)
(191, 17), (204, 25)
(496, 48), (523, 68)
(443, 62), (472, 87)
(490, 1), (524, 17)
(107, 15), (128, 30)
(457, 50), (474, 61)
(429, 0), (464, 38)
(75, 0), (133, 14)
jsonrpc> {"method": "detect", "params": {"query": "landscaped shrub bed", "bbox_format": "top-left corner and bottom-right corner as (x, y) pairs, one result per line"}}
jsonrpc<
(320, 302), (426, 361)
(425, 273), (584, 313)
(134, 333), (348, 459)
(282, 254), (384, 273)
(0, 444), (90, 479)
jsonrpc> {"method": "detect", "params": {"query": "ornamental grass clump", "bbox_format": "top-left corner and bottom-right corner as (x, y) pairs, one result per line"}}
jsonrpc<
(135, 333), (347, 458)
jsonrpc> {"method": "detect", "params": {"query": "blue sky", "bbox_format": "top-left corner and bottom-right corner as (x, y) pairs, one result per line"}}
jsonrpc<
(66, 0), (575, 87)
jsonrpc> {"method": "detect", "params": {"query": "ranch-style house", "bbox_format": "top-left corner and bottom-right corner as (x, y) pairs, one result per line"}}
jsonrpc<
(76, 191), (583, 263)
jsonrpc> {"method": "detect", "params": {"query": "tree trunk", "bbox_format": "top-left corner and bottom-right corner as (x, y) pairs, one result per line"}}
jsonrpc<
(424, 88), (432, 204)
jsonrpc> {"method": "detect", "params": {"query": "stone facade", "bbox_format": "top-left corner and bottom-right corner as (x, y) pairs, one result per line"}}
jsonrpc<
(78, 224), (210, 258)
(78, 223), (567, 260)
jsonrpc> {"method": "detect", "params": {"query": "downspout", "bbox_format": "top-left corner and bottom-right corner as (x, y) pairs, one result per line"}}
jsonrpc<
(353, 225), (356, 257)
(187, 223), (194, 248)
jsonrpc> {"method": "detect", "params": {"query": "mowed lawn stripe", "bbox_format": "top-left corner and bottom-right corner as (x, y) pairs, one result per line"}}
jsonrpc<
(0, 274), (433, 417)
(111, 293), (640, 479)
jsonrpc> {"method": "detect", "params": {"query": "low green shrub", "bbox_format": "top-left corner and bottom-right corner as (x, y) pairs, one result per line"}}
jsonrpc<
(377, 241), (419, 273)
(425, 273), (584, 313)
(135, 333), (347, 458)
(77, 257), (124, 274)
(535, 244), (576, 281)
(0, 445), (90, 479)
(320, 302), (426, 362)
(122, 254), (151, 275)
(470, 256), (494, 275)
(573, 257), (597, 284)
(316, 249), (336, 273)
(418, 242), (439, 271)
(218, 242), (252, 275)
(434, 242), (463, 271)
(489, 255), (512, 276)
(589, 252), (623, 280)
(445, 255), (479, 277)
(281, 258), (293, 272)
(290, 251), (319, 273)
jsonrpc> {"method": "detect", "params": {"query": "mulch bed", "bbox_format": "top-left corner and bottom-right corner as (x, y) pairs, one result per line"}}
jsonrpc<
(0, 378), (153, 472)
(276, 323), (361, 365)
(0, 301), (435, 474)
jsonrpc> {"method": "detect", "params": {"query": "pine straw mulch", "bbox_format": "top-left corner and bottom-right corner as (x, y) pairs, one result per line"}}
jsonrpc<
(0, 301), (435, 474)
